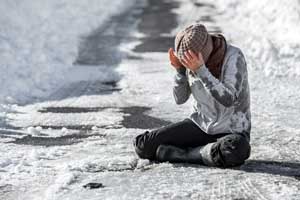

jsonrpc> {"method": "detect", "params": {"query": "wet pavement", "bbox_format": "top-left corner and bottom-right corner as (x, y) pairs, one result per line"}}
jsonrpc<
(133, 0), (179, 52)
(38, 106), (171, 130)
(8, 132), (105, 147)
(74, 1), (143, 66)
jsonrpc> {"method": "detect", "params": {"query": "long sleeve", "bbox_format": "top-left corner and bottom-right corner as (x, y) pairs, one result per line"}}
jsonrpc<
(173, 66), (191, 105)
(192, 52), (246, 107)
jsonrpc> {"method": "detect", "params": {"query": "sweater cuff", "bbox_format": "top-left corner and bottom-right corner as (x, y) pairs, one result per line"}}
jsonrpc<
(193, 64), (210, 79)
(176, 66), (187, 75)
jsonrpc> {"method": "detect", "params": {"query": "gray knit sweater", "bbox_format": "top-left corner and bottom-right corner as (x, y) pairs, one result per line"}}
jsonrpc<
(173, 44), (251, 137)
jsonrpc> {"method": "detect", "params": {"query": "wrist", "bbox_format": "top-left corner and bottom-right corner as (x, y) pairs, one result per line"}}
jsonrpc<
(191, 64), (203, 73)
(193, 63), (206, 76)
(193, 63), (207, 77)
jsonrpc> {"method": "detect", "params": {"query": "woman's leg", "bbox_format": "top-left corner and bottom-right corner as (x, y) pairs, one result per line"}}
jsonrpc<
(156, 132), (251, 168)
(133, 118), (226, 160)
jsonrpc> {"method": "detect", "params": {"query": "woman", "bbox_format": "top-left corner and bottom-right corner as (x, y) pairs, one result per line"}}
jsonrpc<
(133, 23), (251, 168)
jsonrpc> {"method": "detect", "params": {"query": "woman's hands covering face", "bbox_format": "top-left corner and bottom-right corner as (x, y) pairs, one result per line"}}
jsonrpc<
(168, 48), (204, 73)
(180, 50), (205, 72)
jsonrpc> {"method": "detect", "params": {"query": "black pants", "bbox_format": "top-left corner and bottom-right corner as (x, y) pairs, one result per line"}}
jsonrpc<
(133, 118), (251, 168)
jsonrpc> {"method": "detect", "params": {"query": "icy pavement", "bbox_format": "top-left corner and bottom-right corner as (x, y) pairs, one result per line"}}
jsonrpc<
(1, 0), (300, 199)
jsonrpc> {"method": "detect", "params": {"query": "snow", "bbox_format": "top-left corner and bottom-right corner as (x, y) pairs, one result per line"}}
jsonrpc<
(213, 0), (300, 78)
(26, 126), (43, 136)
(0, 0), (133, 106)
(1, 0), (300, 199)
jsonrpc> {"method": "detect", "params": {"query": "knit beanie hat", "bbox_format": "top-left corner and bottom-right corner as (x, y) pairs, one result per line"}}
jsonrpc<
(175, 23), (213, 62)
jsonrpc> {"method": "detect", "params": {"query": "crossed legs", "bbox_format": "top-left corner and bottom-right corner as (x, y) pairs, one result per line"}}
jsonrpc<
(133, 118), (251, 168)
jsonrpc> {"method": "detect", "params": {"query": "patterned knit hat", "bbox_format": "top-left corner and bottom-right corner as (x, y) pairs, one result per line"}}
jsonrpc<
(175, 23), (213, 62)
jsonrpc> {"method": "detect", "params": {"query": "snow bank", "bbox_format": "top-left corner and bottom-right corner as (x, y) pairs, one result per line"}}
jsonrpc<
(0, 0), (134, 105)
(213, 0), (300, 77)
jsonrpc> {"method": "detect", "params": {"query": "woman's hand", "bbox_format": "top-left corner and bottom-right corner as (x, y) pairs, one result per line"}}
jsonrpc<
(168, 48), (183, 69)
(181, 50), (205, 72)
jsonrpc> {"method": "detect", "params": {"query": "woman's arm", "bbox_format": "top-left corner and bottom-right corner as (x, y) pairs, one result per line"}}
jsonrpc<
(192, 51), (247, 107)
(173, 66), (191, 105)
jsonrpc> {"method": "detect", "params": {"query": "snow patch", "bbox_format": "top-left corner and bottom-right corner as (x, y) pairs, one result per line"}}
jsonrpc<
(212, 0), (300, 78)
(0, 0), (135, 106)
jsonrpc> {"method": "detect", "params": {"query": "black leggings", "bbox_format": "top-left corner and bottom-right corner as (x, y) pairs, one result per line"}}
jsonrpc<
(133, 118), (251, 167)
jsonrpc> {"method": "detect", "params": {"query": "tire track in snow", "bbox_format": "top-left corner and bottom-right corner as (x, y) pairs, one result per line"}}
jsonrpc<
(241, 179), (269, 200)
(200, 175), (268, 200)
